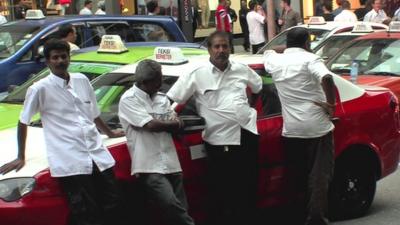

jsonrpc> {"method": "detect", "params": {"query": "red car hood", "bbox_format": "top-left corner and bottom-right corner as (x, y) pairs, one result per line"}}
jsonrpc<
(342, 74), (400, 97)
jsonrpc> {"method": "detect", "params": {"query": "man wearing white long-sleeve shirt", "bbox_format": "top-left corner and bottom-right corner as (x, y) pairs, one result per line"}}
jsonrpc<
(363, 0), (389, 24)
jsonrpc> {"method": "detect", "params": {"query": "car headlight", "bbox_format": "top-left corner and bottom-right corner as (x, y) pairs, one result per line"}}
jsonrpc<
(0, 178), (36, 202)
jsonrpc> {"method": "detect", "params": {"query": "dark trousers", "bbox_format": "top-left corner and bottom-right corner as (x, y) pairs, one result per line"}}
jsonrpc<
(252, 42), (265, 54)
(205, 129), (259, 225)
(283, 132), (334, 225)
(229, 32), (235, 54)
(138, 173), (195, 225)
(58, 165), (122, 225)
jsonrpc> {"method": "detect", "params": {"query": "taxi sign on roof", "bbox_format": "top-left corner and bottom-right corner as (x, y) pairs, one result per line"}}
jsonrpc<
(25, 10), (45, 20)
(97, 35), (128, 54)
(388, 21), (400, 32)
(308, 16), (326, 25)
(352, 23), (373, 33)
(153, 47), (188, 65)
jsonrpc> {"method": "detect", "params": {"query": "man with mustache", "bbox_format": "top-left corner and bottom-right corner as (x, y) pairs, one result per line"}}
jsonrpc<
(167, 31), (262, 225)
(0, 39), (124, 225)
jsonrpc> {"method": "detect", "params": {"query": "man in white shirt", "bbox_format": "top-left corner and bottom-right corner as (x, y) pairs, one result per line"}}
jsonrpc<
(0, 39), (124, 225)
(95, 1), (106, 15)
(394, 7), (400, 21)
(246, 0), (267, 54)
(363, 0), (388, 23)
(58, 24), (80, 53)
(264, 27), (335, 225)
(0, 6), (7, 25)
(119, 59), (194, 225)
(79, 0), (93, 15)
(167, 31), (262, 225)
(334, 0), (357, 22)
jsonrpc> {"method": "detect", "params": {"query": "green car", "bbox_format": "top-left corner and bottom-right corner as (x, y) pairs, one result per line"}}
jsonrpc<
(0, 46), (207, 131)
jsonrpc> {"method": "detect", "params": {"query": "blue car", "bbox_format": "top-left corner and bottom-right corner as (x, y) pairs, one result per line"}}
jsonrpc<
(0, 14), (187, 92)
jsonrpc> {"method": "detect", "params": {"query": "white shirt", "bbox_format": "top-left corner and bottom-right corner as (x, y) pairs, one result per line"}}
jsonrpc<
(68, 42), (80, 52)
(334, 9), (357, 22)
(20, 73), (115, 177)
(119, 85), (182, 175)
(246, 11), (266, 45)
(167, 60), (263, 145)
(79, 7), (93, 15)
(264, 48), (334, 138)
(394, 8), (400, 21)
(363, 9), (387, 23)
(95, 9), (106, 15)
(0, 15), (7, 25)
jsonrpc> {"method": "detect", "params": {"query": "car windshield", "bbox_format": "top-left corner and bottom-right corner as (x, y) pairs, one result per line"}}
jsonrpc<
(328, 39), (400, 76)
(257, 28), (329, 54)
(1, 62), (121, 104)
(314, 35), (358, 60)
(0, 24), (41, 59)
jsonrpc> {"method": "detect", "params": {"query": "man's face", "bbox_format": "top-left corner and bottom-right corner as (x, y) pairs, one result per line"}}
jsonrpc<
(69, 27), (77, 43)
(280, 1), (285, 9)
(241, 1), (246, 8)
(226, 0), (231, 7)
(208, 36), (230, 67)
(87, 2), (93, 9)
(46, 50), (70, 75)
(144, 74), (162, 96)
(373, 0), (382, 11)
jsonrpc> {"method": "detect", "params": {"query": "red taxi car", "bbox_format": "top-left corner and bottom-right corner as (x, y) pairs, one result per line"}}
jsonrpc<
(327, 22), (400, 99)
(0, 51), (399, 225)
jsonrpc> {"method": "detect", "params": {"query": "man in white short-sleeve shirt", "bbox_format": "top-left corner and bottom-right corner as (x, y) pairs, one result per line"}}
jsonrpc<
(334, 0), (357, 22)
(79, 0), (93, 15)
(0, 39), (124, 225)
(167, 31), (262, 225)
(246, 0), (267, 54)
(119, 59), (194, 225)
(363, 0), (388, 23)
(264, 27), (336, 225)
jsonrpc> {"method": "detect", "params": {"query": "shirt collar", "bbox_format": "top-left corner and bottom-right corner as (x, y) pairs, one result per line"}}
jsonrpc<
(132, 84), (152, 101)
(283, 47), (308, 54)
(208, 60), (233, 74)
(49, 72), (69, 89)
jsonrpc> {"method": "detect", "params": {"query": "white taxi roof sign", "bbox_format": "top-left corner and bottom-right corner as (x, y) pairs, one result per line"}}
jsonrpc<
(352, 23), (373, 33)
(308, 16), (326, 25)
(25, 10), (46, 20)
(153, 47), (188, 65)
(97, 35), (128, 54)
(388, 21), (400, 32)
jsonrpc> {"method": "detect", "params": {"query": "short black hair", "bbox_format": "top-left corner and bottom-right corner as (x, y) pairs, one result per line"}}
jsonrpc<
(207, 31), (230, 48)
(84, 0), (92, 6)
(43, 39), (70, 59)
(286, 27), (309, 48)
(146, 0), (158, 13)
(282, 0), (291, 6)
(58, 24), (74, 39)
(248, 0), (257, 10)
(323, 1), (332, 11)
(359, 0), (367, 5)
(341, 0), (350, 9)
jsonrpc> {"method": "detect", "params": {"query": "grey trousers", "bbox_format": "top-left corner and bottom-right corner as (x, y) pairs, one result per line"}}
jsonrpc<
(138, 173), (195, 225)
(283, 132), (335, 225)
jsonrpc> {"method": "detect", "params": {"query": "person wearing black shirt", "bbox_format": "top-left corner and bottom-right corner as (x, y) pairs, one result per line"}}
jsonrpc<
(322, 2), (334, 21)
(354, 0), (369, 21)
(14, 0), (30, 19)
(239, 0), (250, 52)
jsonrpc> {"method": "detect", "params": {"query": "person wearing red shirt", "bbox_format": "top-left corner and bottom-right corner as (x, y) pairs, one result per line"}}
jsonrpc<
(215, 0), (235, 53)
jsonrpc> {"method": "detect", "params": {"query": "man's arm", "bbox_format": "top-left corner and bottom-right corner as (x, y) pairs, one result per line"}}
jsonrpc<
(0, 121), (27, 174)
(318, 74), (336, 118)
(142, 118), (184, 133)
(94, 117), (124, 138)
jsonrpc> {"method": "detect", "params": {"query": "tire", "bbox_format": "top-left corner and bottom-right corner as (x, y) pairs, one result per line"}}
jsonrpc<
(328, 155), (377, 220)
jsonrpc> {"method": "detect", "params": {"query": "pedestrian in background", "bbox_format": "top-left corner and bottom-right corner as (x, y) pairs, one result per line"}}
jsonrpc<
(226, 0), (237, 33)
(363, 0), (389, 23)
(239, 0), (250, 52)
(264, 27), (336, 225)
(0, 5), (7, 25)
(79, 0), (93, 15)
(167, 30), (262, 225)
(322, 2), (334, 21)
(332, 0), (343, 16)
(58, 24), (80, 53)
(215, 0), (234, 53)
(95, 1), (106, 15)
(59, 0), (71, 15)
(14, 0), (30, 19)
(334, 0), (357, 22)
(247, 0), (267, 54)
(354, 0), (369, 20)
(0, 39), (124, 225)
(118, 59), (195, 225)
(278, 0), (302, 33)
(394, 6), (400, 21)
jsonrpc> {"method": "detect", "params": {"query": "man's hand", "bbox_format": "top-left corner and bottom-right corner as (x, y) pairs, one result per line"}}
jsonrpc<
(0, 158), (25, 175)
(107, 129), (125, 138)
(313, 101), (335, 118)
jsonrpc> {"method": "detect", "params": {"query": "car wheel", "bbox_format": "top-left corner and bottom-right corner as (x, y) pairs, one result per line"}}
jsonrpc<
(328, 154), (377, 220)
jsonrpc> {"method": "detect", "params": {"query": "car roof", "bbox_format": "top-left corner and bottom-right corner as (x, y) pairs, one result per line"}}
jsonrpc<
(355, 31), (400, 40)
(297, 21), (387, 32)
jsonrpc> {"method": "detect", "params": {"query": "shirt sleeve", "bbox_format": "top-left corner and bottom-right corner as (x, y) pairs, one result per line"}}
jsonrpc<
(246, 67), (263, 94)
(118, 97), (153, 128)
(255, 12), (265, 24)
(308, 58), (334, 82)
(263, 50), (277, 73)
(19, 86), (40, 125)
(87, 80), (101, 119)
(166, 72), (195, 104)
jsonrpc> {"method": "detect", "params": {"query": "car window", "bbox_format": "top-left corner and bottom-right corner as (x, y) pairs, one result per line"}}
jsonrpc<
(88, 22), (131, 46)
(0, 25), (41, 59)
(329, 39), (400, 76)
(314, 35), (357, 60)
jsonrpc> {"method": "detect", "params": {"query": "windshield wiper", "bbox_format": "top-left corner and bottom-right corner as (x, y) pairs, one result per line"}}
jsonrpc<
(365, 71), (399, 76)
(331, 68), (350, 74)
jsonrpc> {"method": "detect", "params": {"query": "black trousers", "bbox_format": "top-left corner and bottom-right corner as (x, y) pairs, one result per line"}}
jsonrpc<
(138, 173), (195, 225)
(58, 165), (122, 225)
(252, 42), (265, 54)
(205, 129), (259, 225)
(283, 132), (334, 225)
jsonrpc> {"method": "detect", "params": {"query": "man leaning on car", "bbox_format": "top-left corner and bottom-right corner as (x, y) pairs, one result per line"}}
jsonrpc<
(0, 39), (124, 225)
